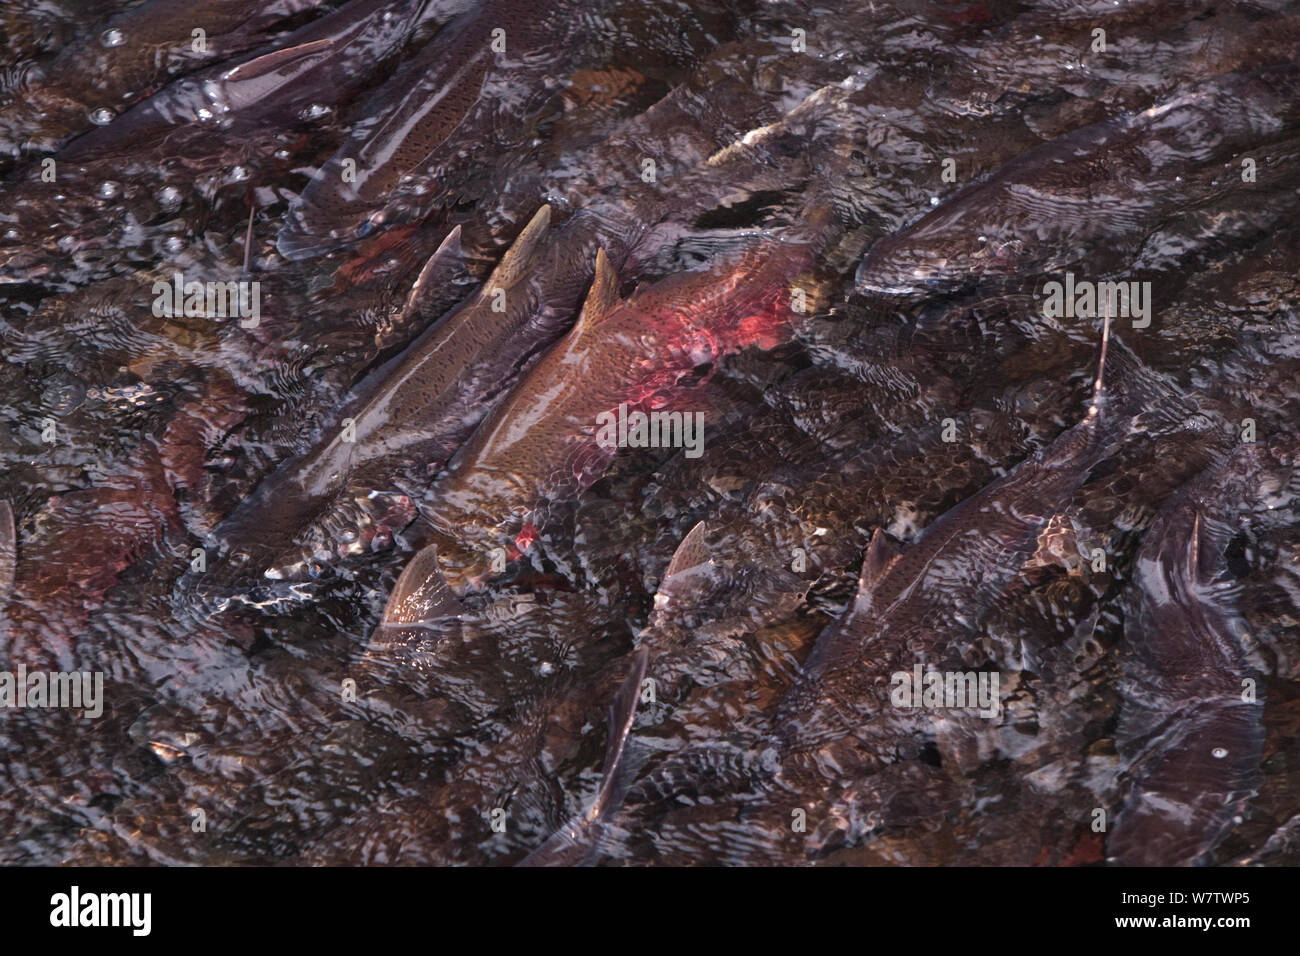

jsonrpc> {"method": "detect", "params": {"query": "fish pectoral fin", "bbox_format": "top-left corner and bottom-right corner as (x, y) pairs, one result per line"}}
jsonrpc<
(483, 204), (551, 291)
(379, 543), (462, 627)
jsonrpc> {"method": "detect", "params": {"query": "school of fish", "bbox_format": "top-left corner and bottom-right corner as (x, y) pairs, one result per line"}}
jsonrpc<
(1, 0), (1299, 866)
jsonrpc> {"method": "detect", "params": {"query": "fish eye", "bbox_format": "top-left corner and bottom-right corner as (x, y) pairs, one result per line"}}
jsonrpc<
(229, 550), (250, 568)
(356, 212), (386, 239)
(307, 560), (325, 580)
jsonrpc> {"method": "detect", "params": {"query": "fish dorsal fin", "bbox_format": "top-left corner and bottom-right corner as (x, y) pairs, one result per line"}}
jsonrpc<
(664, 520), (711, 580)
(573, 247), (622, 339)
(851, 527), (902, 616)
(222, 36), (335, 85)
(484, 205), (550, 291)
(592, 647), (650, 820)
(401, 224), (466, 317)
(377, 544), (462, 629)
(516, 648), (650, 867)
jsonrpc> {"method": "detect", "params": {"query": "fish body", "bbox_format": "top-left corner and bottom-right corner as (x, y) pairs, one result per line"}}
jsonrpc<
(278, 0), (581, 258)
(415, 223), (830, 593)
(0, 0), (327, 156)
(855, 62), (1300, 295)
(1109, 438), (1298, 865)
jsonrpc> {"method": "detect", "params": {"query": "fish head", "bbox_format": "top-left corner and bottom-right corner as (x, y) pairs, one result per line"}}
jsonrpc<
(175, 490), (416, 617)
(261, 490), (418, 583)
(855, 230), (1025, 296)
(174, 540), (322, 619)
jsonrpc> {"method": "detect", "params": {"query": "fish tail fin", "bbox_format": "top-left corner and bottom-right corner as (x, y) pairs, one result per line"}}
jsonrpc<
(517, 648), (649, 867)
(372, 543), (463, 644)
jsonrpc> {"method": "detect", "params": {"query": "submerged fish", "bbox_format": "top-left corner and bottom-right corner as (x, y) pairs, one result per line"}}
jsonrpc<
(182, 207), (559, 613)
(623, 324), (1181, 858)
(277, 0), (583, 258)
(0, 0), (328, 156)
(397, 214), (835, 597)
(1109, 437), (1298, 866)
(855, 62), (1300, 295)
(0, 0), (426, 287)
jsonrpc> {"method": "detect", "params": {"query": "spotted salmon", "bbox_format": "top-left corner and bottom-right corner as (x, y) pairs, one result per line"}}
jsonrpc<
(404, 215), (835, 596)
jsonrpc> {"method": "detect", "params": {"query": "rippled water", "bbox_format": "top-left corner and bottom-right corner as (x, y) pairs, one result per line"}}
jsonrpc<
(1, 0), (1298, 866)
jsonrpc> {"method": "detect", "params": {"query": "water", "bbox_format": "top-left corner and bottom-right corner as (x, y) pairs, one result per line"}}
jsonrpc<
(0, 0), (1298, 866)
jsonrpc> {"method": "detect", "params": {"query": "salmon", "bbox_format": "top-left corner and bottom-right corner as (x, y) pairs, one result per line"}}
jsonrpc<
(0, 0), (327, 156)
(1109, 438), (1298, 865)
(404, 216), (834, 596)
(856, 62), (1300, 295)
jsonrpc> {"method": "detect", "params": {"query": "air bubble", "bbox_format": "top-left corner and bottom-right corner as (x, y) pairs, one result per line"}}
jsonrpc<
(102, 29), (126, 47)
(300, 104), (330, 120)
(89, 108), (115, 125)
(97, 181), (121, 199)
(1212, 747), (1228, 759)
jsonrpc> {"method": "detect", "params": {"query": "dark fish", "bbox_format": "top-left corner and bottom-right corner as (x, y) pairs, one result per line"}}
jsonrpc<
(517, 647), (649, 867)
(60, 0), (425, 164)
(1109, 438), (1298, 866)
(0, 0), (327, 156)
(277, 0), (579, 258)
(0, 0), (425, 287)
(855, 62), (1300, 295)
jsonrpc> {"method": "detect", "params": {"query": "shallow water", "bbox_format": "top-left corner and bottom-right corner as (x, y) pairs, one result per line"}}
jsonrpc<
(0, 0), (1298, 865)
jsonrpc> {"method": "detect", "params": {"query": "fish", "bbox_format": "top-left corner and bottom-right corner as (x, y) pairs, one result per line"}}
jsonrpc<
(181, 206), (560, 613)
(60, 0), (426, 164)
(1108, 437), (1299, 866)
(517, 647), (649, 866)
(276, 0), (582, 259)
(855, 62), (1300, 296)
(0, 0), (328, 157)
(0, 0), (427, 287)
(405, 212), (836, 596)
